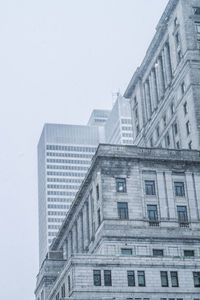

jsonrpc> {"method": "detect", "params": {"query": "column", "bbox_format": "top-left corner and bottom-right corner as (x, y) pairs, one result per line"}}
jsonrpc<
(157, 56), (165, 98)
(165, 171), (176, 220)
(144, 80), (152, 120)
(150, 68), (159, 110)
(192, 173), (200, 220)
(72, 223), (78, 254)
(185, 172), (198, 221)
(164, 42), (172, 85)
(82, 201), (90, 250)
(77, 212), (84, 253)
(157, 171), (169, 220)
(67, 231), (72, 258)
(63, 239), (68, 259)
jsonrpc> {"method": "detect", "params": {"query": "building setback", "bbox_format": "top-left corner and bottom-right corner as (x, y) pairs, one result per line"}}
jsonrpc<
(35, 144), (200, 300)
(124, 0), (200, 150)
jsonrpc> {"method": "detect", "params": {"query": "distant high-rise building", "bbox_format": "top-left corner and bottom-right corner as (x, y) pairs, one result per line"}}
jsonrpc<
(104, 95), (134, 145)
(38, 122), (105, 266)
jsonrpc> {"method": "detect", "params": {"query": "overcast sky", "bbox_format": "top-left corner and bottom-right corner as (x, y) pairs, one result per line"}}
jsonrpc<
(0, 1), (168, 299)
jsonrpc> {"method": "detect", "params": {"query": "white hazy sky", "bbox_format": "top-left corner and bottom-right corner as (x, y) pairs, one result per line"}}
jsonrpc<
(0, 1), (168, 299)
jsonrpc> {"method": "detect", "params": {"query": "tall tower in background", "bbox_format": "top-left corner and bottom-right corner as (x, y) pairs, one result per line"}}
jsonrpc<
(37, 120), (107, 266)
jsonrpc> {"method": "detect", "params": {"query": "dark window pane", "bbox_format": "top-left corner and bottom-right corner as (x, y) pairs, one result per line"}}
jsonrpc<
(116, 178), (126, 193)
(121, 248), (132, 255)
(93, 270), (101, 286)
(145, 180), (156, 195)
(137, 271), (145, 287)
(174, 182), (185, 197)
(96, 184), (99, 200)
(97, 208), (101, 227)
(193, 7), (200, 15)
(184, 250), (194, 257)
(147, 205), (158, 221)
(177, 206), (188, 222)
(117, 202), (129, 220)
(170, 271), (179, 287)
(104, 270), (112, 286)
(193, 272), (200, 287)
(161, 271), (168, 287)
(153, 249), (164, 257)
(127, 271), (135, 286)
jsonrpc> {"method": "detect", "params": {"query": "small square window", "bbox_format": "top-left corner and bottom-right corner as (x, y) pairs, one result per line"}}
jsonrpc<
(104, 270), (112, 286)
(127, 271), (135, 286)
(93, 270), (101, 286)
(117, 202), (129, 220)
(184, 250), (194, 257)
(121, 248), (132, 256)
(147, 205), (158, 221)
(174, 182), (185, 197)
(145, 180), (156, 195)
(193, 272), (200, 287)
(193, 7), (200, 15)
(116, 178), (126, 193)
(170, 271), (179, 287)
(160, 271), (168, 287)
(137, 271), (145, 287)
(153, 249), (164, 257)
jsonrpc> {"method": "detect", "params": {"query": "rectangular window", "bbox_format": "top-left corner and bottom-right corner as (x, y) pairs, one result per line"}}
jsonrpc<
(61, 283), (66, 297)
(145, 180), (156, 195)
(163, 115), (166, 127)
(104, 270), (112, 286)
(160, 271), (169, 287)
(116, 178), (126, 193)
(174, 182), (185, 197)
(175, 32), (180, 45)
(97, 208), (101, 227)
(174, 122), (178, 135)
(170, 271), (179, 287)
(156, 126), (160, 138)
(68, 275), (71, 292)
(96, 184), (99, 200)
(189, 141), (192, 150)
(137, 271), (145, 287)
(117, 202), (129, 220)
(121, 248), (132, 256)
(186, 120), (191, 135)
(181, 82), (185, 94)
(127, 271), (135, 286)
(176, 141), (180, 149)
(153, 249), (164, 257)
(93, 270), (101, 286)
(195, 22), (200, 33)
(147, 205), (158, 221)
(184, 250), (195, 257)
(56, 293), (59, 300)
(183, 102), (188, 115)
(177, 50), (182, 63)
(193, 272), (200, 287)
(177, 206), (188, 223)
(193, 7), (200, 15)
(166, 133), (170, 146)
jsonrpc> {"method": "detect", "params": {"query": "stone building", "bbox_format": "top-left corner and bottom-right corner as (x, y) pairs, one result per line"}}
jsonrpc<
(124, 0), (200, 150)
(35, 144), (200, 300)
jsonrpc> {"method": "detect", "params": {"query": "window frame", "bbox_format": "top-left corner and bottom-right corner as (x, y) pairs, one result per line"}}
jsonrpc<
(147, 205), (158, 221)
(170, 271), (179, 287)
(174, 182), (185, 197)
(160, 271), (169, 287)
(117, 202), (129, 220)
(93, 270), (101, 286)
(104, 270), (112, 286)
(127, 270), (135, 287)
(153, 249), (164, 257)
(145, 180), (156, 196)
(177, 206), (188, 223)
(121, 248), (132, 256)
(116, 178), (127, 193)
(137, 271), (146, 287)
(193, 272), (200, 287)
